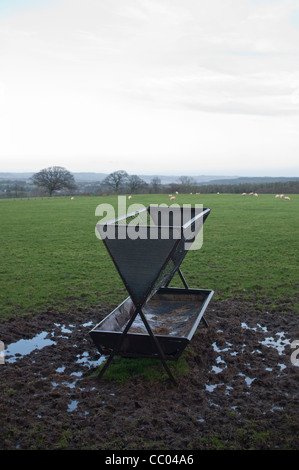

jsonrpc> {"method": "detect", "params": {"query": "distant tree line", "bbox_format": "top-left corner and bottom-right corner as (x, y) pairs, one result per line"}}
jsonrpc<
(0, 180), (32, 198)
(191, 180), (299, 195)
(81, 171), (299, 196)
(1, 167), (299, 198)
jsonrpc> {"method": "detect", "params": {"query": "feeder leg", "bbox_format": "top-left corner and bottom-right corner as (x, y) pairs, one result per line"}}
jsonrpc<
(97, 351), (115, 380)
(138, 309), (177, 386)
(97, 308), (140, 381)
(202, 315), (209, 328)
(98, 308), (177, 385)
(178, 269), (189, 289)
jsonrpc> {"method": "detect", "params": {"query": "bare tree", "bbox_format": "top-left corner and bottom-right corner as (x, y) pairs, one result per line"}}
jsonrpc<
(31, 166), (76, 196)
(128, 174), (146, 194)
(178, 176), (196, 192)
(102, 170), (129, 193)
(150, 176), (161, 194)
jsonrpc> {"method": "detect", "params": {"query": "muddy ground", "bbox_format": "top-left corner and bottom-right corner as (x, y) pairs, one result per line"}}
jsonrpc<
(0, 296), (298, 450)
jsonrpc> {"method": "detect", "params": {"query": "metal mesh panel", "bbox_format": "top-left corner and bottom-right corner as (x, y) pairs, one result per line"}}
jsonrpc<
(96, 206), (210, 307)
(102, 227), (179, 306)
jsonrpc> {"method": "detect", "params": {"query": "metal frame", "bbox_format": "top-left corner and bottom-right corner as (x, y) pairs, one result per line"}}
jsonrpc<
(97, 301), (177, 384)
(93, 205), (212, 385)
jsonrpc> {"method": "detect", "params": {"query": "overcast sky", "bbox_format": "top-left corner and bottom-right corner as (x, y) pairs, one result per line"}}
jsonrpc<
(0, 0), (299, 176)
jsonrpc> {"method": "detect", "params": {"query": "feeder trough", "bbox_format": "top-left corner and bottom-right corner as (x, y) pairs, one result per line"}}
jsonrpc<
(90, 205), (214, 384)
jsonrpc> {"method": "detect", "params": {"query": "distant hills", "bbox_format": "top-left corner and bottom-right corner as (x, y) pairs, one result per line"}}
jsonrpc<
(72, 173), (242, 184)
(0, 172), (237, 184)
(1, 172), (298, 185)
(199, 176), (299, 185)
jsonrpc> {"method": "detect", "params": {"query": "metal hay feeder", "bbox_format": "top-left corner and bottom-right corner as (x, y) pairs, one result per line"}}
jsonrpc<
(90, 205), (214, 384)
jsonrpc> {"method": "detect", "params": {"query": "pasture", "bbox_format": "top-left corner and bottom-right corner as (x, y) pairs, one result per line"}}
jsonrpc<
(0, 193), (298, 317)
(0, 193), (298, 450)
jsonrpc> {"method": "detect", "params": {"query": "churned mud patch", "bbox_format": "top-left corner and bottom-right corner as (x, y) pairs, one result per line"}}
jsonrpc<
(0, 297), (298, 450)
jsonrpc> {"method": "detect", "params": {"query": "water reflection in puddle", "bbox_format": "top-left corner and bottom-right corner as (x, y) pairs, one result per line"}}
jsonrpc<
(241, 322), (291, 355)
(5, 332), (56, 363)
(4, 322), (106, 366)
(76, 350), (106, 368)
(206, 321), (293, 399)
(4, 322), (106, 398)
(261, 333), (290, 355)
(67, 400), (79, 412)
(3, 321), (108, 415)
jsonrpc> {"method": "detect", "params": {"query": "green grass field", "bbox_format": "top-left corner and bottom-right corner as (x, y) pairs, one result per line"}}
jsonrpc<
(0, 193), (298, 318)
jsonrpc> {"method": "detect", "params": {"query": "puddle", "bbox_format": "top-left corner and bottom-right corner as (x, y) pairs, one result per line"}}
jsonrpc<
(238, 372), (256, 387)
(52, 379), (78, 389)
(48, 352), (106, 391)
(67, 400), (79, 412)
(5, 332), (56, 363)
(4, 321), (103, 365)
(4, 321), (106, 400)
(4, 322), (83, 363)
(212, 341), (231, 353)
(260, 333), (290, 355)
(241, 322), (268, 333)
(206, 383), (220, 392)
(76, 351), (106, 368)
(211, 355), (227, 375)
(206, 381), (232, 394)
(205, 321), (293, 397)
(54, 323), (75, 337)
(211, 365), (225, 374)
(241, 323), (291, 356)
